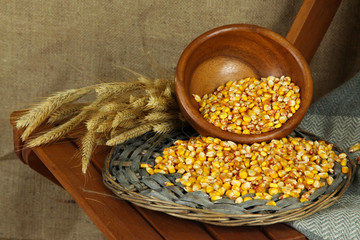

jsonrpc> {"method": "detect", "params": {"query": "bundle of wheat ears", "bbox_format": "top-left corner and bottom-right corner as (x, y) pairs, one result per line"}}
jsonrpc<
(15, 75), (186, 173)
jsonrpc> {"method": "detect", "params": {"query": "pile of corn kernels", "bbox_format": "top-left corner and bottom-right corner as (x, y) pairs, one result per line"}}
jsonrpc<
(142, 136), (349, 204)
(193, 76), (301, 134)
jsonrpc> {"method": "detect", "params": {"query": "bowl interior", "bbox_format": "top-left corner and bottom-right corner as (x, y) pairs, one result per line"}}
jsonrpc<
(175, 24), (313, 143)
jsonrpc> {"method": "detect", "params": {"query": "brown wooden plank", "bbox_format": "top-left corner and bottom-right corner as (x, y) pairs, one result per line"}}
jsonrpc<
(286, 0), (342, 63)
(22, 147), (62, 187)
(32, 142), (162, 240)
(262, 224), (307, 240)
(204, 225), (270, 240)
(136, 207), (214, 240)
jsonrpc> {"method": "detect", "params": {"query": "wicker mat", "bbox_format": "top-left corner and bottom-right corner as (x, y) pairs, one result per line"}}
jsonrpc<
(289, 72), (360, 240)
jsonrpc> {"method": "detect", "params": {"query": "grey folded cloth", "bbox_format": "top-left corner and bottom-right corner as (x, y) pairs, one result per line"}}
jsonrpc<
(289, 72), (360, 240)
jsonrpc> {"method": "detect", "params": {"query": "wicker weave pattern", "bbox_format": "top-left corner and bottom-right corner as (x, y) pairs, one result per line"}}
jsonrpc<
(102, 128), (356, 226)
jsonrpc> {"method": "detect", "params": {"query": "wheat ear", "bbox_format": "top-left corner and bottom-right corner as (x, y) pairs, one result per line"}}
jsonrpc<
(81, 130), (96, 174)
(27, 85), (120, 147)
(106, 123), (153, 146)
(47, 103), (87, 124)
(152, 122), (177, 135)
(94, 82), (143, 97)
(112, 109), (139, 129)
(27, 111), (88, 147)
(17, 87), (93, 141)
(86, 112), (108, 131)
(143, 111), (177, 122)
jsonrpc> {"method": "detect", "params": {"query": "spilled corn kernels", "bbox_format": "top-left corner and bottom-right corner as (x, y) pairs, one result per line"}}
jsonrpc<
(193, 76), (300, 134)
(142, 136), (349, 204)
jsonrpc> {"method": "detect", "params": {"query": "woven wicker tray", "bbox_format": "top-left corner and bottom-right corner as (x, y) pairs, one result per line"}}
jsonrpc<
(102, 128), (356, 226)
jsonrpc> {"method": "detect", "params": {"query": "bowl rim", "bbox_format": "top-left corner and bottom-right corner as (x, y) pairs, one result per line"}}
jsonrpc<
(175, 23), (313, 143)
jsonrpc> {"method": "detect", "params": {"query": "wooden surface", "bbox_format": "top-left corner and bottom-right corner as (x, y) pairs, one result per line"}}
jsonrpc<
(286, 0), (342, 63)
(10, 1), (342, 239)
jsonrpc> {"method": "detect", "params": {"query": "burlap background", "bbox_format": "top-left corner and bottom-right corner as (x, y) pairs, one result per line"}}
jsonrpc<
(1, 1), (359, 239)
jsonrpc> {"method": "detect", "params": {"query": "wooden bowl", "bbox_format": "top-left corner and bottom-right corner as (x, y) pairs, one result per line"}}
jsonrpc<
(175, 24), (313, 144)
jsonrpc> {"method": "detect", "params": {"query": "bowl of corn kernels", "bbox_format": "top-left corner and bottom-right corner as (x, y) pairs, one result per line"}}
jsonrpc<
(175, 24), (313, 144)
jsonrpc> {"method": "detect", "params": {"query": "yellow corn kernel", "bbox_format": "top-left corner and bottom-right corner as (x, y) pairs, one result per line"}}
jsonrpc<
(278, 170), (287, 178)
(326, 176), (334, 185)
(223, 182), (231, 190)
(269, 169), (278, 178)
(165, 182), (174, 186)
(235, 197), (244, 204)
(140, 163), (152, 168)
(268, 187), (279, 196)
(304, 170), (314, 178)
(193, 94), (202, 102)
(318, 172), (328, 179)
(279, 116), (287, 124)
(244, 196), (253, 202)
(243, 115), (252, 123)
(266, 201), (277, 206)
(155, 156), (163, 163)
(342, 166), (349, 174)
(241, 181), (251, 190)
(211, 195), (222, 201)
(154, 169), (166, 174)
(305, 177), (314, 185)
(313, 180), (321, 188)
(349, 143), (360, 153)
(340, 159), (347, 167)
(146, 168), (154, 175)
(246, 176), (257, 181)
(243, 129), (250, 134)
(300, 197), (309, 203)
(205, 185), (214, 194)
(168, 166), (176, 174)
(239, 170), (248, 179)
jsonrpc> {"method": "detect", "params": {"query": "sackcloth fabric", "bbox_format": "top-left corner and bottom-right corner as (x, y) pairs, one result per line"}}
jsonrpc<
(289, 72), (360, 240)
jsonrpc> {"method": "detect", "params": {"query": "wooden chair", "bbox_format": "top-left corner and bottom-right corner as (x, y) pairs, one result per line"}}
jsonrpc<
(10, 1), (342, 239)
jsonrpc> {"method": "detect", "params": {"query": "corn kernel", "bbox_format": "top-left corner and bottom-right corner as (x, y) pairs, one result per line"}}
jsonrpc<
(342, 166), (349, 174)
(268, 187), (279, 196)
(266, 201), (277, 206)
(239, 170), (248, 179)
(244, 197), (253, 202)
(340, 159), (347, 167)
(327, 176), (334, 185)
(211, 195), (222, 201)
(146, 168), (154, 175)
(349, 143), (360, 153)
(235, 197), (244, 204)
